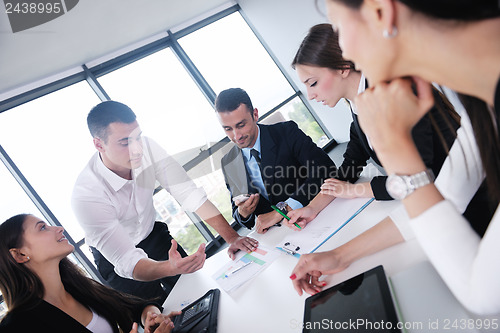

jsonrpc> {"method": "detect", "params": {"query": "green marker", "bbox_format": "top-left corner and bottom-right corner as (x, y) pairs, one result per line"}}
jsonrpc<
(271, 205), (302, 229)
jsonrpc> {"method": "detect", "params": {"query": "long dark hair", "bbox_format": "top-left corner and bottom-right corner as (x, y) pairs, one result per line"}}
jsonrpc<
(329, 0), (500, 20)
(0, 214), (147, 332)
(292, 23), (356, 72)
(329, 0), (500, 202)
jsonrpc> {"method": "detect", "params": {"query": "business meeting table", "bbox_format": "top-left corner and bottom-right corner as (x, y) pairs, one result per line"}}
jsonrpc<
(163, 187), (499, 332)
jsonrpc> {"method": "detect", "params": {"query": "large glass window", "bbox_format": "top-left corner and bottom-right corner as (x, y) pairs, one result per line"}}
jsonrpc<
(179, 12), (294, 113)
(264, 97), (330, 147)
(0, 82), (100, 241)
(98, 48), (225, 156)
(0, 6), (331, 268)
(180, 12), (327, 146)
(0, 160), (41, 228)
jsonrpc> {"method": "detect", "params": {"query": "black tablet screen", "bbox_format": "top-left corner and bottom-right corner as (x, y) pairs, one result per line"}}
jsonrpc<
(303, 265), (401, 333)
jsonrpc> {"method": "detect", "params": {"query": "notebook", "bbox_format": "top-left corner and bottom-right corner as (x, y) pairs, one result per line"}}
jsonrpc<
(172, 289), (220, 333)
(303, 265), (401, 333)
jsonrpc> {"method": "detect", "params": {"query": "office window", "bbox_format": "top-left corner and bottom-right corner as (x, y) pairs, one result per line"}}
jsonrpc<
(0, 156), (41, 222)
(97, 48), (224, 157)
(97, 48), (227, 253)
(179, 12), (294, 113)
(264, 97), (330, 146)
(180, 12), (327, 146)
(0, 6), (331, 263)
(0, 81), (100, 241)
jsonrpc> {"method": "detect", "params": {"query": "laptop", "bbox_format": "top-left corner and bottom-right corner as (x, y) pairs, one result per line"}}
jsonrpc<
(172, 289), (220, 333)
(303, 265), (401, 333)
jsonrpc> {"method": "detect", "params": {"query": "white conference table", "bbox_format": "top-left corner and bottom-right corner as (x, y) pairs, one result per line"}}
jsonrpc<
(162, 198), (435, 333)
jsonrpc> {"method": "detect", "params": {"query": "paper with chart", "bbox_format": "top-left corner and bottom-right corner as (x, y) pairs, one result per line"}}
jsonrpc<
(276, 197), (374, 256)
(212, 245), (281, 293)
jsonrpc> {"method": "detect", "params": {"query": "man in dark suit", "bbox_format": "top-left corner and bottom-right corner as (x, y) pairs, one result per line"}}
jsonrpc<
(216, 88), (337, 233)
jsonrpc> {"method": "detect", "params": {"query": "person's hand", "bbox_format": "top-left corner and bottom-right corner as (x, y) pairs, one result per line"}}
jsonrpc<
(235, 194), (259, 219)
(286, 206), (318, 230)
(355, 77), (434, 158)
(129, 323), (139, 333)
(144, 311), (180, 333)
(168, 240), (206, 275)
(227, 236), (259, 259)
(289, 250), (349, 296)
(255, 210), (283, 234)
(320, 179), (371, 199)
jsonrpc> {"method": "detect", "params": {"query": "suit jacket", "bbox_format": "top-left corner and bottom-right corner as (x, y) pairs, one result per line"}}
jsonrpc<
(221, 121), (337, 228)
(338, 101), (459, 200)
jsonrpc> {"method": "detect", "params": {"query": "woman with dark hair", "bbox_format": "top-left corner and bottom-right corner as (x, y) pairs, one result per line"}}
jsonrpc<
(290, 23), (459, 202)
(0, 214), (179, 332)
(291, 0), (500, 315)
(288, 21), (486, 297)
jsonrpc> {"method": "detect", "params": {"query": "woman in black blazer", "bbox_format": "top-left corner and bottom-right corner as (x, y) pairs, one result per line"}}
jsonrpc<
(292, 23), (459, 201)
(0, 214), (178, 333)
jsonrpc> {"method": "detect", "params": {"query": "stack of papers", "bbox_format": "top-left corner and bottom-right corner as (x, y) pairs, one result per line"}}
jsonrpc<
(212, 245), (280, 293)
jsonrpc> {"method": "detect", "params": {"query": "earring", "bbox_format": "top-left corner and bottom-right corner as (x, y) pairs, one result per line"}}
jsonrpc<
(383, 26), (398, 39)
(26, 256), (30, 261)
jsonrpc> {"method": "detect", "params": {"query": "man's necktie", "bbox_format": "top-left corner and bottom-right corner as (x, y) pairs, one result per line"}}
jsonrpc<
(250, 149), (262, 172)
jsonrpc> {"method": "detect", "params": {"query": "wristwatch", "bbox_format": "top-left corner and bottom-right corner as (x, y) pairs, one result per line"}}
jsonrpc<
(386, 169), (435, 200)
(276, 201), (289, 214)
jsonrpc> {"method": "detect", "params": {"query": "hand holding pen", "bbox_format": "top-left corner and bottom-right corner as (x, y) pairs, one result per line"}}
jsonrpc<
(285, 206), (318, 230)
(271, 205), (303, 230)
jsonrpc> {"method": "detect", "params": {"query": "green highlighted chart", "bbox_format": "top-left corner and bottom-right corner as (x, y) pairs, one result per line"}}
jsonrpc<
(213, 246), (280, 293)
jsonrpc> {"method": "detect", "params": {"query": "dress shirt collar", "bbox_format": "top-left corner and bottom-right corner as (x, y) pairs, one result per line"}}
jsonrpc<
(94, 153), (131, 192)
(241, 126), (261, 162)
(347, 73), (366, 115)
(357, 73), (366, 95)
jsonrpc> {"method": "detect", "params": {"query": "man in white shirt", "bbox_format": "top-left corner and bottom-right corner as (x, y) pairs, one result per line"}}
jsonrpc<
(72, 101), (258, 302)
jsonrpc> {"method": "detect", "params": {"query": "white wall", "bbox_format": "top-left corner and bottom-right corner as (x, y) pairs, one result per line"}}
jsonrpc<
(238, 0), (352, 143)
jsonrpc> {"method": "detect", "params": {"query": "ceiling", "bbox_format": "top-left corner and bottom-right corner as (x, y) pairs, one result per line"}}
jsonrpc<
(0, 0), (234, 99)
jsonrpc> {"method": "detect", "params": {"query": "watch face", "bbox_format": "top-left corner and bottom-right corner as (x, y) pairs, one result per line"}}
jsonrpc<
(386, 175), (408, 200)
(276, 202), (286, 210)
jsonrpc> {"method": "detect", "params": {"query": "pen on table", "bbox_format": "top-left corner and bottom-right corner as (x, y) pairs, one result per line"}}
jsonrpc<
(271, 205), (302, 229)
(225, 261), (252, 277)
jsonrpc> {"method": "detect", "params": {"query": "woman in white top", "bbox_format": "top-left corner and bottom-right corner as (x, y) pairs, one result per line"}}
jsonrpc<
(291, 0), (500, 315)
(0, 214), (179, 333)
(289, 21), (487, 298)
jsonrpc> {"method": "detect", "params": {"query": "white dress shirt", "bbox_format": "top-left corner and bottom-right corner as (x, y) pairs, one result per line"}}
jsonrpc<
(385, 104), (500, 314)
(389, 109), (485, 239)
(407, 111), (500, 315)
(86, 309), (114, 333)
(71, 137), (207, 279)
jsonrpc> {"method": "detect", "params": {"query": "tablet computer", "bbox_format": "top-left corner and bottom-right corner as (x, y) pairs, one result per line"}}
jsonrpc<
(172, 289), (220, 333)
(303, 265), (401, 333)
